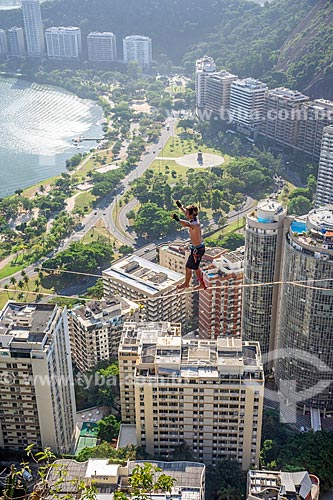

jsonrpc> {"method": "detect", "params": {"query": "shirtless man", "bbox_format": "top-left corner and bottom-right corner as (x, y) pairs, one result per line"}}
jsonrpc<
(172, 201), (207, 290)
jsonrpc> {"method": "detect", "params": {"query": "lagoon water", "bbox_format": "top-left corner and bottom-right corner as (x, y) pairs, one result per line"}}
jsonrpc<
(0, 77), (103, 197)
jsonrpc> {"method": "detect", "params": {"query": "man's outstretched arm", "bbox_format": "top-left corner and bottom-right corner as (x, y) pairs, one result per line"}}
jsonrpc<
(175, 200), (187, 215)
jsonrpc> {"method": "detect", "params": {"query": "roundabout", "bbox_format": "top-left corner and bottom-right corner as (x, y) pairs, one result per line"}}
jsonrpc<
(156, 152), (225, 169)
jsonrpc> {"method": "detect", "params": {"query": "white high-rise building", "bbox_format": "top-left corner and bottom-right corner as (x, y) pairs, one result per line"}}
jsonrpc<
(0, 29), (8, 58)
(195, 56), (217, 108)
(230, 77), (268, 132)
(0, 303), (76, 453)
(7, 27), (26, 57)
(21, 0), (45, 57)
(87, 32), (117, 62)
(316, 125), (333, 207)
(45, 27), (82, 59)
(123, 35), (152, 67)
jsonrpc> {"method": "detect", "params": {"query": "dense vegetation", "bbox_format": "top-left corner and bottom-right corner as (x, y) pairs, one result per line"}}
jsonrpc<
(2, 0), (332, 93)
(261, 410), (333, 491)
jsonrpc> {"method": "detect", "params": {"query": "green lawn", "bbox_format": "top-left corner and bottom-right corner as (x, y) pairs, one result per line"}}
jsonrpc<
(0, 276), (55, 309)
(208, 217), (246, 242)
(74, 191), (96, 211)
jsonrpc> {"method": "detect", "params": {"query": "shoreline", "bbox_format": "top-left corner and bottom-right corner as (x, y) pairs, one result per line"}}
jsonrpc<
(0, 73), (105, 199)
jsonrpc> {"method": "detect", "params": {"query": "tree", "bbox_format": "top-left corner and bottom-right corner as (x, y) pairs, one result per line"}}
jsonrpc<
(97, 415), (120, 442)
(114, 462), (175, 500)
(287, 195), (311, 216)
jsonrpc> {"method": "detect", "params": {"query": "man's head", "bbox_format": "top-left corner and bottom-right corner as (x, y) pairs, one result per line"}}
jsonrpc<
(185, 204), (198, 220)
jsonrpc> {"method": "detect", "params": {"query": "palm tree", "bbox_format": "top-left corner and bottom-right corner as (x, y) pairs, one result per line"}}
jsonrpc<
(10, 276), (16, 287)
(23, 275), (29, 290)
(17, 292), (24, 301)
(4, 284), (10, 300)
(17, 280), (24, 291)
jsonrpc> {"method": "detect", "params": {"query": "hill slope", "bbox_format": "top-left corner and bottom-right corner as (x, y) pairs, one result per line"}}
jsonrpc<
(274, 0), (333, 97)
(1, 0), (332, 96)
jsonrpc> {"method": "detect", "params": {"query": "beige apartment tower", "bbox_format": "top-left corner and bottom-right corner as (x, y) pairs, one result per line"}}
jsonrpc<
(102, 255), (188, 325)
(119, 322), (264, 469)
(68, 297), (140, 372)
(0, 303), (76, 453)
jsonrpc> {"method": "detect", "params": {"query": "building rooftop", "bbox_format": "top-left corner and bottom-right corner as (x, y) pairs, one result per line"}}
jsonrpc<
(247, 469), (320, 500)
(85, 460), (120, 479)
(124, 324), (263, 379)
(70, 297), (138, 327)
(232, 77), (268, 90)
(268, 87), (309, 101)
(195, 55), (216, 72)
(103, 256), (183, 296)
(0, 302), (57, 346)
(45, 459), (205, 500)
(117, 424), (137, 449)
(289, 206), (333, 255)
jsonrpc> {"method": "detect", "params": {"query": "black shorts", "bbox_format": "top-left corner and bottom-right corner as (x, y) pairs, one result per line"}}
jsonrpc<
(186, 245), (205, 270)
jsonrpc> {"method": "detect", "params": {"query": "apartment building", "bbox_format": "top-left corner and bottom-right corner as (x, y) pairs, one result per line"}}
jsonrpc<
(242, 200), (287, 361)
(297, 99), (333, 159)
(275, 206), (333, 410)
(0, 302), (76, 453)
(68, 297), (140, 372)
(102, 255), (187, 324)
(123, 35), (152, 67)
(0, 30), (8, 58)
(229, 78), (268, 132)
(261, 87), (309, 147)
(45, 27), (82, 59)
(195, 55), (217, 108)
(247, 469), (320, 500)
(21, 0), (44, 57)
(204, 71), (238, 118)
(159, 243), (227, 323)
(200, 249), (244, 339)
(7, 27), (25, 57)
(46, 458), (205, 500)
(315, 125), (333, 207)
(87, 32), (117, 62)
(119, 322), (264, 469)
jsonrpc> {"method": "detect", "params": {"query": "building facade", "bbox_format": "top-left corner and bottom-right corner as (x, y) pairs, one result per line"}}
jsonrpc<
(0, 29), (8, 58)
(21, 0), (44, 57)
(261, 87), (309, 147)
(123, 35), (152, 67)
(195, 56), (217, 108)
(275, 206), (333, 411)
(200, 249), (244, 339)
(102, 255), (188, 325)
(315, 125), (333, 207)
(0, 303), (76, 453)
(229, 78), (268, 133)
(87, 32), (117, 62)
(68, 297), (140, 372)
(242, 200), (287, 361)
(119, 322), (264, 469)
(7, 27), (25, 57)
(247, 469), (320, 500)
(45, 27), (82, 59)
(297, 99), (333, 159)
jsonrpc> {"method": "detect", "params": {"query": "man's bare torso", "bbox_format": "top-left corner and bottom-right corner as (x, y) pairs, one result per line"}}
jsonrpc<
(189, 218), (203, 246)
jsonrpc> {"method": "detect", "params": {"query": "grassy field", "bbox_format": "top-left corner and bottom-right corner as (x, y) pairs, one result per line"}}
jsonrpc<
(207, 217), (246, 242)
(74, 191), (96, 211)
(0, 255), (29, 280)
(0, 276), (55, 310)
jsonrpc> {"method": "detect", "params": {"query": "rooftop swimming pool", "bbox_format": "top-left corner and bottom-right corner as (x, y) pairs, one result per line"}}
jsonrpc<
(291, 221), (307, 234)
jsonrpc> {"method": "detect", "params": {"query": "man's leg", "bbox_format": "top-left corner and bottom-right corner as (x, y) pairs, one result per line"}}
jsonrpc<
(177, 267), (192, 289)
(194, 268), (207, 290)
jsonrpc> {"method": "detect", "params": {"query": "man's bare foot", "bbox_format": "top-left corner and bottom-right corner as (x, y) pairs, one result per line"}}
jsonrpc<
(193, 282), (208, 291)
(177, 282), (190, 290)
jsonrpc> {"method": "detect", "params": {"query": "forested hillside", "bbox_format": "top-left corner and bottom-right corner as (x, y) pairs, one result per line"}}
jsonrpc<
(1, 0), (332, 96)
